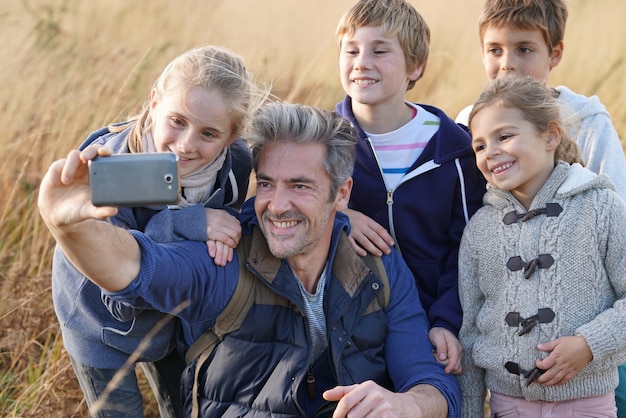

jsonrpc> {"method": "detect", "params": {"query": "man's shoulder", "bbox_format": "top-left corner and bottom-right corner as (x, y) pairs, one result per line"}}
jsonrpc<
(378, 247), (412, 287)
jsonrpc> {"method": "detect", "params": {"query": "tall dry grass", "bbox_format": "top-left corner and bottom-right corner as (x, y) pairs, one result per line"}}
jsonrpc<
(0, 0), (624, 416)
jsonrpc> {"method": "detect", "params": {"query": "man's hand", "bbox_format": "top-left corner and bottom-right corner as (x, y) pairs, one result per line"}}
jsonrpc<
(429, 327), (463, 374)
(38, 146), (118, 229)
(344, 208), (394, 257)
(323, 381), (447, 418)
(38, 146), (141, 292)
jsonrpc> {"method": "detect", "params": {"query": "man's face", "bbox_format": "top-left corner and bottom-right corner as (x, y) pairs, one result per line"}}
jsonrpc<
(254, 141), (350, 261)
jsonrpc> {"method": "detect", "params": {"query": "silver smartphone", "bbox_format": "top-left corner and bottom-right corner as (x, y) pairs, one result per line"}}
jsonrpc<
(88, 153), (180, 206)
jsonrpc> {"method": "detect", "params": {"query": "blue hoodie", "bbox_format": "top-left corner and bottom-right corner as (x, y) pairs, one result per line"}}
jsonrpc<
(336, 96), (486, 334)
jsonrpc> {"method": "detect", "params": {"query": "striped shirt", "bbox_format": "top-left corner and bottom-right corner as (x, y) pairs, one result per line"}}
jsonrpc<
(367, 103), (440, 189)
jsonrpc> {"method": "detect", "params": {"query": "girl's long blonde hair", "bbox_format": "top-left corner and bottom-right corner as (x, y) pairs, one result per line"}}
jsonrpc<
(111, 45), (268, 152)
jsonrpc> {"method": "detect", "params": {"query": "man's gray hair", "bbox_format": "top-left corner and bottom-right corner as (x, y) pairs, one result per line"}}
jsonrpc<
(247, 102), (356, 199)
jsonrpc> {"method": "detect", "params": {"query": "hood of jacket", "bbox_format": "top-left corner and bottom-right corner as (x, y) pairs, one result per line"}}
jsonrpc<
(556, 85), (611, 120)
(484, 161), (616, 212)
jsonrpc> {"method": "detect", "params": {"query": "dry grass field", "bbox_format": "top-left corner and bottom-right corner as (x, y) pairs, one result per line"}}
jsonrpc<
(0, 0), (624, 416)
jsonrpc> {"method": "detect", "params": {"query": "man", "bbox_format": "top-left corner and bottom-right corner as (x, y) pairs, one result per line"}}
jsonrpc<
(39, 102), (460, 417)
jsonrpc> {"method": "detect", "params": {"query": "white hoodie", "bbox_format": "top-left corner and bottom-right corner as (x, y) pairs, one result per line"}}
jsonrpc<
(556, 85), (626, 201)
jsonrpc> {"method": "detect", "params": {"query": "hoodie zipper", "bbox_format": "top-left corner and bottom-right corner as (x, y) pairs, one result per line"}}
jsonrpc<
(365, 137), (401, 253)
(365, 136), (444, 255)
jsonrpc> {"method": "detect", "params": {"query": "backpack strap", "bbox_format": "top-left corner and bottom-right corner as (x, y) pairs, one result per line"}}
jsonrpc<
(185, 233), (254, 365)
(187, 234), (255, 418)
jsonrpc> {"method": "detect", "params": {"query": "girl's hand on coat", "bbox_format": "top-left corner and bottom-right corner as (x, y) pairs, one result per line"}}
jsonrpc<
(535, 335), (593, 386)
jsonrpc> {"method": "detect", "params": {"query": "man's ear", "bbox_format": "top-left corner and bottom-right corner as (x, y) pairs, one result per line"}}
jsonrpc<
(334, 177), (353, 211)
(549, 41), (564, 70)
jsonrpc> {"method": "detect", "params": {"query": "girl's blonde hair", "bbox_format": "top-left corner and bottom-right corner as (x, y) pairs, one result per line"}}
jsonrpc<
(469, 76), (583, 165)
(112, 45), (268, 152)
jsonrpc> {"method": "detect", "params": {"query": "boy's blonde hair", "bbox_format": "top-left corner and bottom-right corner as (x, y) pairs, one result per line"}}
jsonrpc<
(469, 76), (583, 165)
(112, 45), (267, 152)
(336, 0), (429, 90)
(479, 0), (568, 52)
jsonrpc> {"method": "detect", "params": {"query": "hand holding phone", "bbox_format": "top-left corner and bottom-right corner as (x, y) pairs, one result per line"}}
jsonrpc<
(88, 153), (180, 206)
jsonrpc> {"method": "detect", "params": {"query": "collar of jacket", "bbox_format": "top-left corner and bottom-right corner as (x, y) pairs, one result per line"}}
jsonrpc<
(244, 210), (356, 287)
(335, 95), (474, 165)
(238, 197), (375, 316)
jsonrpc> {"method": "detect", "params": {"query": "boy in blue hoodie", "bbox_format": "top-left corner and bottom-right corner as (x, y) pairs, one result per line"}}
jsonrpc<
(335, 0), (486, 374)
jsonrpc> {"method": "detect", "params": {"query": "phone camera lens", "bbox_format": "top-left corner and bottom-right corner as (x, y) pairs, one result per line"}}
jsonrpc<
(164, 174), (174, 184)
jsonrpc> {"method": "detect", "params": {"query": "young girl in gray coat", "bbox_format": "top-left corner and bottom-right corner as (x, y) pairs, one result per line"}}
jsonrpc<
(458, 76), (626, 418)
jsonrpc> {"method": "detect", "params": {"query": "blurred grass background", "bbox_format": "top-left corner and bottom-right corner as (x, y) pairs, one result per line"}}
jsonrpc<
(0, 0), (623, 416)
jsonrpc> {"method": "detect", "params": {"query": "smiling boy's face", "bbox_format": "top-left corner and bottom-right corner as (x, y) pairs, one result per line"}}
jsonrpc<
(338, 25), (422, 109)
(481, 25), (563, 84)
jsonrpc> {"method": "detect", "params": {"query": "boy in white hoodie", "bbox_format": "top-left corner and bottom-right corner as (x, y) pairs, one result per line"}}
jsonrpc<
(456, 0), (626, 201)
